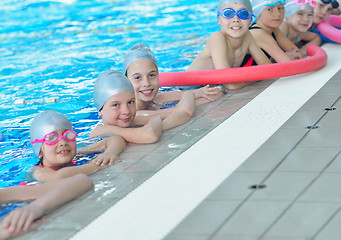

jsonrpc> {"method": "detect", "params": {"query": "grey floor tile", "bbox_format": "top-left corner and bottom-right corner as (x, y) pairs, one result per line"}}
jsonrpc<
(163, 234), (210, 240)
(250, 172), (317, 201)
(318, 108), (341, 127)
(260, 127), (308, 149)
(315, 82), (341, 96)
(298, 126), (341, 148)
(227, 81), (273, 100)
(328, 70), (341, 82)
(237, 147), (291, 172)
(208, 172), (269, 200)
(14, 229), (76, 240)
(325, 152), (341, 172)
(299, 173), (341, 202)
(160, 127), (212, 150)
(200, 99), (251, 121)
(300, 95), (339, 111)
(281, 110), (324, 129)
(314, 207), (341, 240)
(276, 147), (339, 172)
(123, 152), (173, 173)
(88, 171), (152, 200)
(168, 200), (240, 236)
(263, 202), (340, 239)
(211, 200), (289, 238)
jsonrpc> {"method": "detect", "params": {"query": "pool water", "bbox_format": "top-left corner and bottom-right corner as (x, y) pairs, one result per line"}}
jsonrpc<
(0, 0), (219, 189)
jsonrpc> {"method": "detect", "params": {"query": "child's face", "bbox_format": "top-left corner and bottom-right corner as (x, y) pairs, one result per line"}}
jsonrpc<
(259, 3), (285, 28)
(99, 92), (136, 128)
(39, 129), (77, 168)
(313, 0), (333, 23)
(288, 9), (314, 32)
(218, 3), (252, 38)
(126, 59), (159, 104)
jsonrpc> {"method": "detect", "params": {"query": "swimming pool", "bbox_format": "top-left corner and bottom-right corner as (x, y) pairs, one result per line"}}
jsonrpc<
(0, 1), (219, 188)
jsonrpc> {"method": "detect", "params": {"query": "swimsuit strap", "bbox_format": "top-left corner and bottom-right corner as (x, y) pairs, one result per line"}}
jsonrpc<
(287, 31), (299, 44)
(249, 26), (261, 30)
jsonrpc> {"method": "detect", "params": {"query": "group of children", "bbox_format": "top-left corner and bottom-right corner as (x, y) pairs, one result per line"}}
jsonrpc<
(1, 0), (339, 238)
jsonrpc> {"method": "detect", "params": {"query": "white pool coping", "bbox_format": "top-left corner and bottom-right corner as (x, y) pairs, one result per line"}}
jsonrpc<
(71, 44), (341, 240)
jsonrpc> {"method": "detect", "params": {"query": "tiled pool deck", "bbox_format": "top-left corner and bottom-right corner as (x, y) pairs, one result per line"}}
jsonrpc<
(10, 43), (341, 240)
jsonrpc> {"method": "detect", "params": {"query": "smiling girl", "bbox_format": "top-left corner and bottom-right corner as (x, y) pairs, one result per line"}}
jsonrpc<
(25, 110), (125, 183)
(123, 43), (223, 115)
(279, 0), (321, 56)
(186, 0), (271, 90)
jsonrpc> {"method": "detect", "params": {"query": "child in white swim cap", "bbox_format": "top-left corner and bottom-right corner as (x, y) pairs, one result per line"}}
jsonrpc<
(91, 70), (193, 143)
(279, 0), (321, 55)
(123, 43), (223, 116)
(187, 0), (271, 90)
(250, 0), (303, 62)
(28, 110), (125, 182)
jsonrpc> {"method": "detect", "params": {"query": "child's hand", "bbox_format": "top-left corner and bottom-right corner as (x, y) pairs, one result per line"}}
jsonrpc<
(91, 153), (120, 166)
(285, 49), (302, 60)
(144, 116), (163, 140)
(194, 85), (222, 101)
(1, 205), (44, 234)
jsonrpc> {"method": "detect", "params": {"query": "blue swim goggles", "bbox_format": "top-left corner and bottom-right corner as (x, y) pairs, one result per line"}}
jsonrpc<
(321, 0), (339, 8)
(217, 8), (253, 20)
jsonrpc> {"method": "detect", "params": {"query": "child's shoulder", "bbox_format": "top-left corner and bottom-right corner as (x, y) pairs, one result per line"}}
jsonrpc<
(209, 31), (227, 41)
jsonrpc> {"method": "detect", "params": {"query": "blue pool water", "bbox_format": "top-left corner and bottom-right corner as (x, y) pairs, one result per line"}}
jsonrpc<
(0, 0), (219, 189)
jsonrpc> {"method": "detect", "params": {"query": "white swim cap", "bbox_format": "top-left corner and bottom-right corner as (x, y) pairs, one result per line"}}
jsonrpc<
(30, 110), (72, 157)
(94, 70), (134, 111)
(251, 0), (287, 18)
(285, 1), (313, 18)
(218, 0), (253, 12)
(123, 43), (158, 75)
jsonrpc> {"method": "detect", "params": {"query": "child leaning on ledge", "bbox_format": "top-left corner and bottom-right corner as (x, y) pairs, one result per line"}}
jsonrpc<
(187, 0), (271, 90)
(250, 0), (303, 62)
(279, 0), (321, 56)
(89, 70), (194, 143)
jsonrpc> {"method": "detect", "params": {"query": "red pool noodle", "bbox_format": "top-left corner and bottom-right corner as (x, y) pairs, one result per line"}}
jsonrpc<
(327, 15), (341, 28)
(159, 45), (327, 87)
(317, 15), (341, 43)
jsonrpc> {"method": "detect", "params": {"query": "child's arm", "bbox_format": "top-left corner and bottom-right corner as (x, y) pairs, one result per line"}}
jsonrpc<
(91, 116), (163, 144)
(78, 135), (126, 166)
(275, 28), (302, 60)
(154, 85), (223, 105)
(161, 91), (196, 130)
(298, 32), (322, 56)
(252, 29), (293, 63)
(33, 161), (106, 182)
(90, 136), (126, 166)
(0, 174), (93, 236)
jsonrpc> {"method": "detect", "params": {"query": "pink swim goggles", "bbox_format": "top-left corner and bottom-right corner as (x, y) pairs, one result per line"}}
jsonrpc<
(286, 0), (316, 7)
(30, 129), (78, 145)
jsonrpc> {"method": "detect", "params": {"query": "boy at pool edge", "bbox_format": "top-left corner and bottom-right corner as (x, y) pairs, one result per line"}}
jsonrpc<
(89, 70), (194, 143)
(187, 0), (271, 90)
